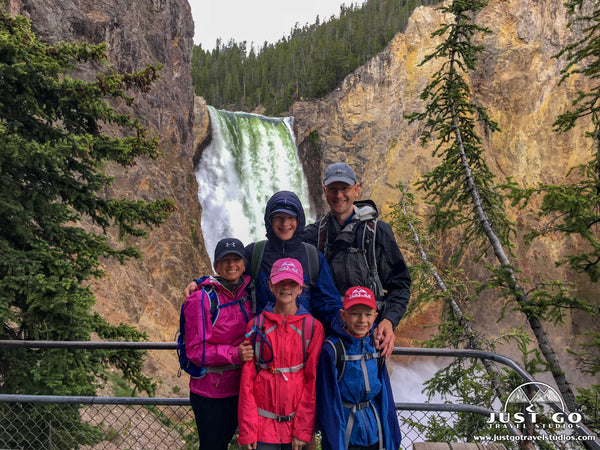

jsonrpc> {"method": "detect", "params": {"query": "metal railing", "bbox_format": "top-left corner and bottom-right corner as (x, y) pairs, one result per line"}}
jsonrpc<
(0, 341), (598, 449)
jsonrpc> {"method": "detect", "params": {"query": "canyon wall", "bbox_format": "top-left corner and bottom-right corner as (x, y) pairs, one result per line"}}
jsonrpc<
(7, 0), (212, 394)
(290, 0), (597, 382)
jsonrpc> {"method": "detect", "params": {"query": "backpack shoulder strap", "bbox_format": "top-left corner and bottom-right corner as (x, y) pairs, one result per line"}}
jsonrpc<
(303, 243), (320, 287)
(251, 313), (263, 363)
(362, 219), (384, 298)
(207, 287), (219, 323)
(248, 241), (266, 314)
(250, 240), (266, 280)
(316, 217), (328, 252)
(325, 337), (346, 382)
(300, 315), (316, 364)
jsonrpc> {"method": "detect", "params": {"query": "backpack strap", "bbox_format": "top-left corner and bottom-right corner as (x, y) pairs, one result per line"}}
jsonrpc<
(293, 316), (315, 364)
(200, 287), (208, 374)
(325, 337), (346, 382)
(250, 240), (266, 280)
(362, 219), (385, 300)
(215, 296), (250, 324)
(316, 217), (329, 253)
(257, 408), (296, 422)
(198, 286), (218, 325)
(341, 400), (384, 450)
(249, 241), (266, 314)
(303, 243), (320, 287)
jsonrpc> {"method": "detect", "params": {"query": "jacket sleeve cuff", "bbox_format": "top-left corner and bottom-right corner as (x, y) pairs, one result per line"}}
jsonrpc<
(294, 431), (314, 444)
(231, 346), (242, 365)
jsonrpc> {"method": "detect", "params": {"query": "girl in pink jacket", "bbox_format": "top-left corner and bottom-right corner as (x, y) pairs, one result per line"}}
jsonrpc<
(185, 238), (255, 450)
(238, 258), (324, 450)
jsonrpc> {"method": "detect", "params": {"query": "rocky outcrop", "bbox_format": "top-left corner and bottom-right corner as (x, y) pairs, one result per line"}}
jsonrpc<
(290, 0), (597, 382)
(8, 0), (212, 395)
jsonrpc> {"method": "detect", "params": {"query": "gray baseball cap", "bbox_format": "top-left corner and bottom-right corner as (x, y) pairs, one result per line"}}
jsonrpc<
(323, 163), (357, 186)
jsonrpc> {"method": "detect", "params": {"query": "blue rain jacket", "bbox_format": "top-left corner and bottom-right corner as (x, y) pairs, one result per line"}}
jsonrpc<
(316, 318), (401, 450)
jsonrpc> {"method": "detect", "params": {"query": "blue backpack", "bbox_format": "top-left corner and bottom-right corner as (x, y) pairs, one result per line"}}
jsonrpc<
(176, 277), (250, 378)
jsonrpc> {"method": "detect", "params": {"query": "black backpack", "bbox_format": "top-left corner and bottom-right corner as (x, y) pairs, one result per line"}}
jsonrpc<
(316, 216), (384, 299)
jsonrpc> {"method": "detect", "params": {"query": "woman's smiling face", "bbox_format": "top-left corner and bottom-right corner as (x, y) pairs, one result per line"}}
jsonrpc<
(214, 254), (245, 282)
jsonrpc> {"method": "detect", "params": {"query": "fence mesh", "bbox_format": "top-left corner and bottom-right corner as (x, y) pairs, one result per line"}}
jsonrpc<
(0, 401), (466, 449)
(1, 343), (596, 449)
(0, 402), (197, 450)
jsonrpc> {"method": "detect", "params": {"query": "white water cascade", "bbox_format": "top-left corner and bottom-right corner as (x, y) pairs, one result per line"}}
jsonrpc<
(195, 106), (313, 262)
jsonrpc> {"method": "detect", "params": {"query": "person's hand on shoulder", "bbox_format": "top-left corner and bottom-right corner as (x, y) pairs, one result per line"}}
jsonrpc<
(183, 280), (197, 298)
(375, 318), (395, 358)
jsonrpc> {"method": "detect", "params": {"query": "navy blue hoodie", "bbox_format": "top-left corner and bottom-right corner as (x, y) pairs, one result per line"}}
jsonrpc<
(244, 191), (341, 331)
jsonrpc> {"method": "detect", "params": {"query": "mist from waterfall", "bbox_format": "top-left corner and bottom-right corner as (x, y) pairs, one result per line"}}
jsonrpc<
(195, 106), (313, 262)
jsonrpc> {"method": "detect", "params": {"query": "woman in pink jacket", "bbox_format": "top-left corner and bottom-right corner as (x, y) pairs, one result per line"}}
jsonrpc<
(185, 238), (255, 450)
(238, 258), (324, 450)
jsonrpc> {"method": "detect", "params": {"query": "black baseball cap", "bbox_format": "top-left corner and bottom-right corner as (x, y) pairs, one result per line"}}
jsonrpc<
(214, 238), (246, 262)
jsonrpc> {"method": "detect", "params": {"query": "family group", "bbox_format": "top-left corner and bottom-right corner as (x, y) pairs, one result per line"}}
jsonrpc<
(182, 163), (412, 450)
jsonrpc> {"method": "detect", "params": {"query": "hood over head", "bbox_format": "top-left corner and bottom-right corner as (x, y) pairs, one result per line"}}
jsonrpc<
(264, 191), (306, 245)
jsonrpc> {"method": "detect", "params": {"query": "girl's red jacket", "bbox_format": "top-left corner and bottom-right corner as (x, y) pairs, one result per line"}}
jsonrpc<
(238, 306), (324, 446)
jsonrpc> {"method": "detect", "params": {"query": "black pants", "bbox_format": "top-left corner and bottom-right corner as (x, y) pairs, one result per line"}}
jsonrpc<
(190, 391), (239, 450)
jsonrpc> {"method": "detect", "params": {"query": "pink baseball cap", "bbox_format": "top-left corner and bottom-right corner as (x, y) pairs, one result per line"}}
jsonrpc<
(343, 286), (377, 310)
(270, 258), (304, 285)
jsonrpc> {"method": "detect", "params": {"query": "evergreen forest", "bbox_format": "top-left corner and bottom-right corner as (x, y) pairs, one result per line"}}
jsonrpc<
(192, 0), (438, 115)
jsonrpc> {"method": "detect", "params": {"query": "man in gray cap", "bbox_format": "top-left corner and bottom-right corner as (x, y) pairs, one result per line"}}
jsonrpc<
(304, 163), (411, 358)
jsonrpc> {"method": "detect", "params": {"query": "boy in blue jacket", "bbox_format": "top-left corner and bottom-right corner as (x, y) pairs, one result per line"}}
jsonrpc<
(316, 286), (401, 450)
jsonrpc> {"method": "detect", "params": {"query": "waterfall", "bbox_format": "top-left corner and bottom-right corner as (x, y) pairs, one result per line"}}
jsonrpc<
(195, 106), (313, 263)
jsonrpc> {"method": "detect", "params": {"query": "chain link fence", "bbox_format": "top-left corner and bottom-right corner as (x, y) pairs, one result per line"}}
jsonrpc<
(1, 342), (598, 449)
(1, 401), (196, 449)
(0, 398), (471, 449)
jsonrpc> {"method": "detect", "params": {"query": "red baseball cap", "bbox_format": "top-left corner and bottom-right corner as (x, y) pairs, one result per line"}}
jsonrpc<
(343, 286), (377, 310)
(270, 258), (304, 285)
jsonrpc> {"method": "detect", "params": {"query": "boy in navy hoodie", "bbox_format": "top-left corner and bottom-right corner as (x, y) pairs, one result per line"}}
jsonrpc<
(316, 286), (401, 450)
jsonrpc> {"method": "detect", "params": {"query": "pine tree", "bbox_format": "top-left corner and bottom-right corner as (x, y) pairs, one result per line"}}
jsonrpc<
(405, 0), (588, 414)
(0, 11), (174, 448)
(389, 184), (526, 442)
(506, 0), (600, 428)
